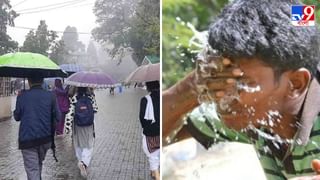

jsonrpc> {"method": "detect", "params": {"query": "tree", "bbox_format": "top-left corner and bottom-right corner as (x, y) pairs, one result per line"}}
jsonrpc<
(0, 0), (18, 55)
(49, 40), (66, 64)
(62, 26), (85, 53)
(59, 26), (86, 64)
(128, 0), (160, 65)
(92, 0), (160, 65)
(21, 20), (58, 56)
(87, 41), (98, 64)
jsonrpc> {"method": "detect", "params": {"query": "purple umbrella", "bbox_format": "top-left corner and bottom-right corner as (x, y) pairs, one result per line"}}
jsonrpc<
(65, 71), (118, 88)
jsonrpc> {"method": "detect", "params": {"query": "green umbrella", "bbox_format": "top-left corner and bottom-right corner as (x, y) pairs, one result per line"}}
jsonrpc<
(0, 52), (68, 78)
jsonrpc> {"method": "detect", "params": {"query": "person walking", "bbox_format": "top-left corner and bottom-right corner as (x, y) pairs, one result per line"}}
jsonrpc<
(53, 79), (69, 136)
(139, 81), (160, 180)
(65, 87), (98, 178)
(14, 77), (59, 180)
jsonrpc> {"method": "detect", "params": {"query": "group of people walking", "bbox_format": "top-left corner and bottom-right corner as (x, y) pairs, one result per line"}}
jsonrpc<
(13, 77), (160, 180)
(14, 77), (98, 179)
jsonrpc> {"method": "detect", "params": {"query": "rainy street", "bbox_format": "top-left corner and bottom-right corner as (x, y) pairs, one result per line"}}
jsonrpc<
(0, 88), (153, 180)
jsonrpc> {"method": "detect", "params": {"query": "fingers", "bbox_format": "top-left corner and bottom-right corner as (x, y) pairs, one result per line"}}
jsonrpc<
(197, 62), (243, 79)
(195, 57), (244, 104)
(312, 159), (320, 174)
(205, 78), (237, 90)
(197, 57), (235, 77)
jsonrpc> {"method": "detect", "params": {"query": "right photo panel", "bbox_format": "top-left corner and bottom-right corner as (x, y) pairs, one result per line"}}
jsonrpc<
(162, 0), (320, 179)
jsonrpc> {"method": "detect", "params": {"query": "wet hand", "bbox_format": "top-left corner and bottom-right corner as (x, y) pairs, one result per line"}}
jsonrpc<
(195, 56), (243, 102)
(312, 159), (320, 174)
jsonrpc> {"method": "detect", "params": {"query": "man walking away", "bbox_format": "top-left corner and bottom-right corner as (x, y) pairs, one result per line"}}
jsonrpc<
(14, 77), (59, 180)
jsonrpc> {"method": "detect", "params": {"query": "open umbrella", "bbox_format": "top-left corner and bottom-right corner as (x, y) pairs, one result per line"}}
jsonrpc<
(65, 71), (118, 88)
(125, 63), (160, 83)
(59, 64), (83, 75)
(0, 52), (67, 78)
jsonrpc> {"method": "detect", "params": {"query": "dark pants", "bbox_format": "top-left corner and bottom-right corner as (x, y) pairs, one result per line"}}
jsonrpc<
(21, 143), (51, 180)
(56, 113), (66, 135)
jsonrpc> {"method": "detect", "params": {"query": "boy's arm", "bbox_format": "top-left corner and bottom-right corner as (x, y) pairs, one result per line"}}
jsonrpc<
(163, 59), (246, 146)
(14, 95), (22, 121)
(162, 71), (199, 140)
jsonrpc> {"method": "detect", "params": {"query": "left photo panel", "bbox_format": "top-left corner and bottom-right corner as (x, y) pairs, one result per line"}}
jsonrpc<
(0, 0), (160, 179)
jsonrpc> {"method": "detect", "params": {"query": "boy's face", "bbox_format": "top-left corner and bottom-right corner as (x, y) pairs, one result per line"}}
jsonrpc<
(217, 58), (291, 131)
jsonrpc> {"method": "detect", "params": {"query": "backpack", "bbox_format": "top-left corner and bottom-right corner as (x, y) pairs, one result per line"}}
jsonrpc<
(74, 95), (94, 126)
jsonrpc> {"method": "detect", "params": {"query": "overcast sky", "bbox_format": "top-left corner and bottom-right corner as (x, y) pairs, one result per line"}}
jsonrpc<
(7, 0), (97, 47)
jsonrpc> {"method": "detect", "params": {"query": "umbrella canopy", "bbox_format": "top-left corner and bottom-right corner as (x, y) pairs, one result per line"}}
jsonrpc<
(60, 64), (83, 74)
(65, 71), (118, 88)
(125, 63), (160, 83)
(0, 52), (67, 78)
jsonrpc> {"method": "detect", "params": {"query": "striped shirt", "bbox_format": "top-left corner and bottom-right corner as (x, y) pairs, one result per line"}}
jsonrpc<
(186, 105), (320, 179)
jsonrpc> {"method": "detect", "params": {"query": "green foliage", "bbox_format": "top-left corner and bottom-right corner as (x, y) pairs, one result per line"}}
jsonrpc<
(162, 0), (320, 89)
(92, 0), (160, 65)
(20, 20), (58, 56)
(162, 0), (228, 89)
(0, 0), (19, 55)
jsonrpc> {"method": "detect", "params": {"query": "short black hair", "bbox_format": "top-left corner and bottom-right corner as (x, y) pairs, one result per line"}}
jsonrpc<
(146, 81), (160, 92)
(77, 87), (89, 96)
(208, 0), (320, 76)
(27, 77), (43, 84)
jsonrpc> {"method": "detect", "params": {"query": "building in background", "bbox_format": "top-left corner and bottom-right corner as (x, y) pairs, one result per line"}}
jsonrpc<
(0, 77), (12, 121)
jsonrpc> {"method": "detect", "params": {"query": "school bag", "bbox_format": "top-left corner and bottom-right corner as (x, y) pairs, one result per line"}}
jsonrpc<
(75, 95), (94, 126)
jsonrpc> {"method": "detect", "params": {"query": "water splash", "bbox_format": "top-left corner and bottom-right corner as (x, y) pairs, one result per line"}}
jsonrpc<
(186, 22), (209, 49)
(237, 83), (261, 93)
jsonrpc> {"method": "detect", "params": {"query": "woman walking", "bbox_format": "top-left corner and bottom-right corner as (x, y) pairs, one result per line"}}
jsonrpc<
(139, 81), (160, 180)
(65, 87), (98, 178)
(53, 79), (69, 136)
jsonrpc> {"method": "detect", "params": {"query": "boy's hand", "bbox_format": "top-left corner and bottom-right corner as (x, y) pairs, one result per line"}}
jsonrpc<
(312, 159), (320, 174)
(195, 57), (243, 102)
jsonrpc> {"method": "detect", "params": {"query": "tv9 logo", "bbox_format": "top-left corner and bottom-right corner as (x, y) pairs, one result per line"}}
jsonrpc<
(291, 5), (315, 26)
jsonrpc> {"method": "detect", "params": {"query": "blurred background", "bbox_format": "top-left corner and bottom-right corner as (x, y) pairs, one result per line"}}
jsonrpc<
(162, 0), (320, 179)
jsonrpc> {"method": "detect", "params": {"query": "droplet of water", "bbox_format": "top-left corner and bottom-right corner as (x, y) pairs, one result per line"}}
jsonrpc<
(268, 119), (274, 127)
(165, 136), (171, 144)
(237, 83), (261, 93)
(272, 141), (280, 149)
(296, 138), (303, 145)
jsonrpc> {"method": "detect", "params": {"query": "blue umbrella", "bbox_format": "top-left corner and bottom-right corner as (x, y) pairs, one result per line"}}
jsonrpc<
(59, 64), (83, 74)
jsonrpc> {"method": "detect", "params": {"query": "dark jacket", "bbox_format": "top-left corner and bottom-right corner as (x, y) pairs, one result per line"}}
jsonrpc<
(14, 85), (58, 149)
(139, 91), (160, 137)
